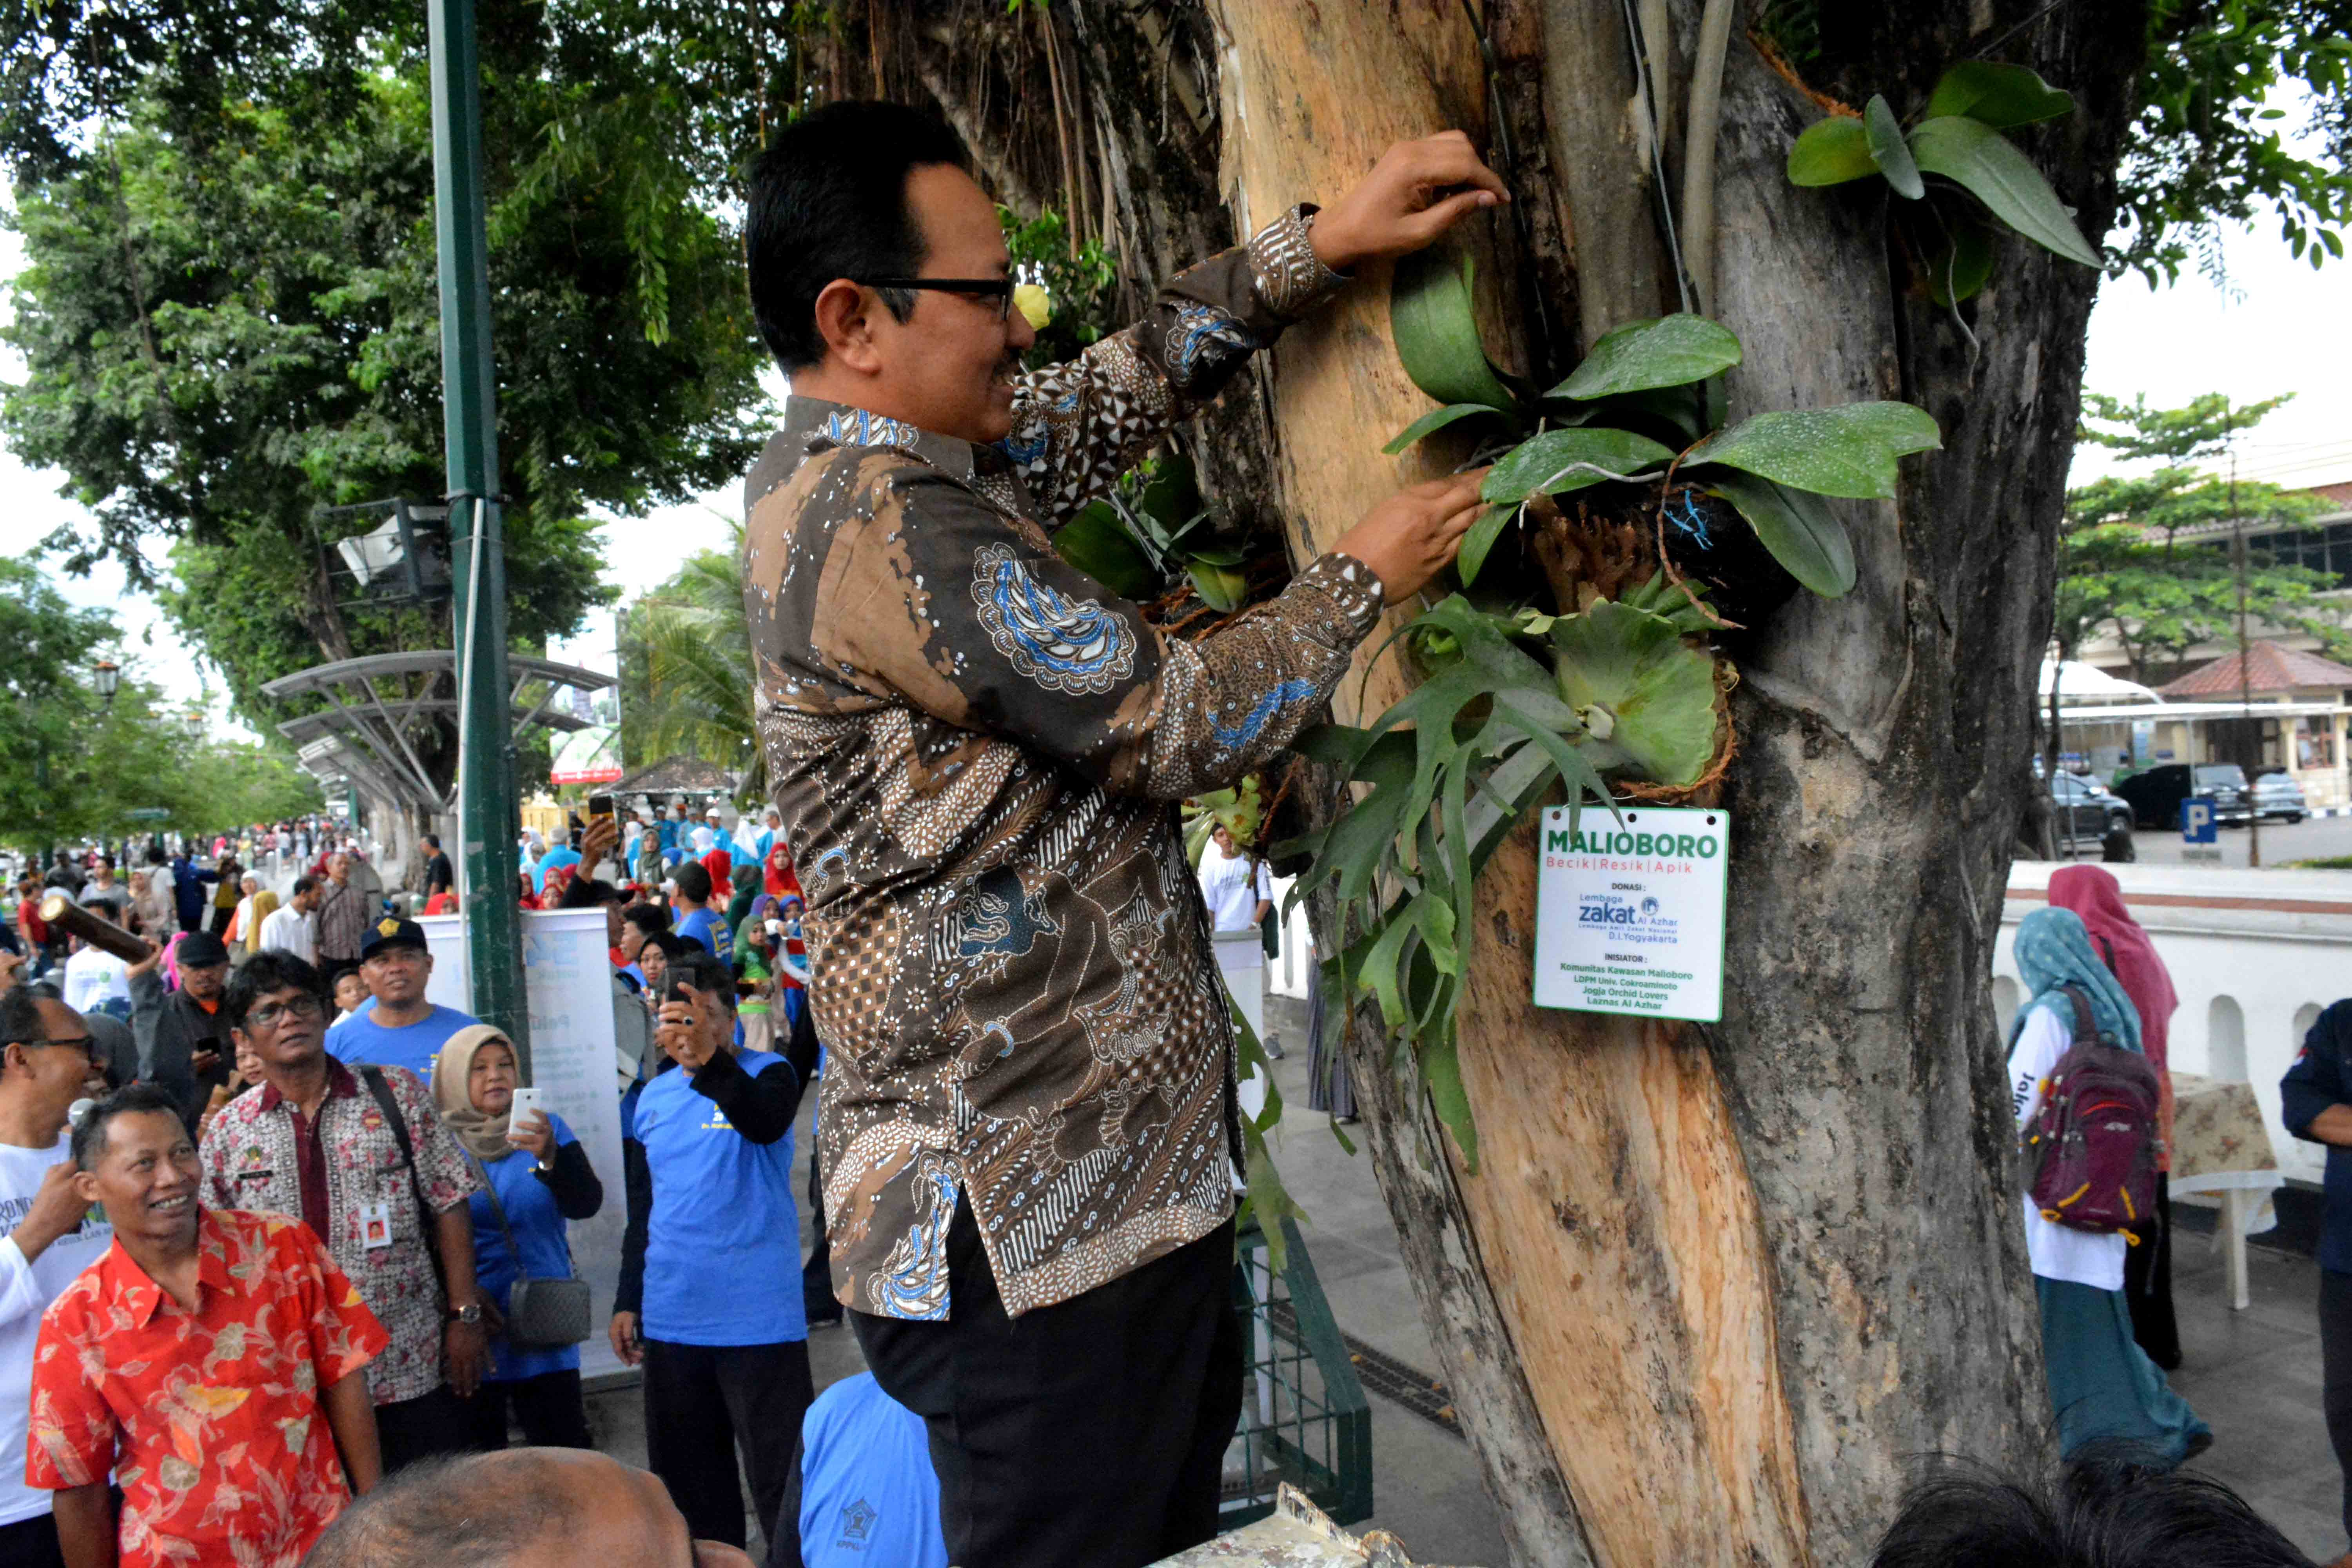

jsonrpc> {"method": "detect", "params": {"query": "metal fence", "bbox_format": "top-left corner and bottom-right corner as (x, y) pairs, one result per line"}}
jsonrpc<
(1221, 1215), (1374, 1530)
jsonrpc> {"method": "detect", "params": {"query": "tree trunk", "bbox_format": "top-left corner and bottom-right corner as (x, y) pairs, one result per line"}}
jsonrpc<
(1189, 1), (2146, 1563)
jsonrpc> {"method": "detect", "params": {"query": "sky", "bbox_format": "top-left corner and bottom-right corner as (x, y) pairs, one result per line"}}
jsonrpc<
(2, 167), (2347, 728)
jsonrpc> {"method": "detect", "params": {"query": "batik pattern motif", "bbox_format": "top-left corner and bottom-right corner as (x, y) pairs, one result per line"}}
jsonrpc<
(27, 1209), (388, 1568)
(741, 209), (1380, 1319)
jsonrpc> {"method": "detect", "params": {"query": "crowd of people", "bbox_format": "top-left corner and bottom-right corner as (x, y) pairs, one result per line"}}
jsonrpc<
(0, 98), (2341, 1568)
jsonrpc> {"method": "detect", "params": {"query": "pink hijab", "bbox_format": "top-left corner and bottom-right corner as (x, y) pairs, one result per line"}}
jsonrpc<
(2048, 865), (2179, 1164)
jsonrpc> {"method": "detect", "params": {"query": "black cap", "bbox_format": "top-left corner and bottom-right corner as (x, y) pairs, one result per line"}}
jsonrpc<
(359, 916), (430, 960)
(177, 930), (230, 968)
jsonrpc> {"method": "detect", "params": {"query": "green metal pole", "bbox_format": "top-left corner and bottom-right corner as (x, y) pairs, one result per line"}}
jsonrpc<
(429, 0), (530, 1069)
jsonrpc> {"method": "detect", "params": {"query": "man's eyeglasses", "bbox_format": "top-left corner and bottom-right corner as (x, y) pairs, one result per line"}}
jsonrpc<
(245, 995), (327, 1029)
(857, 277), (1014, 320)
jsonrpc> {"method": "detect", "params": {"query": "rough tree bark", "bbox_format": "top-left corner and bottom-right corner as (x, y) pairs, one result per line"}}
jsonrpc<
(1191, 2), (2146, 1564)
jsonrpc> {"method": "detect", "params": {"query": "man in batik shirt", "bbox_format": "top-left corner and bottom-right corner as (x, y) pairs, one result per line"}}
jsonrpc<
(741, 101), (1499, 1568)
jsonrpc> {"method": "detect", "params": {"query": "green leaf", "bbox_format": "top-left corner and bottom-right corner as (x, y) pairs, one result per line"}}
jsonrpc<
(1923, 61), (2076, 129)
(1483, 428), (1677, 505)
(1590, 385), (1709, 442)
(1187, 560), (1249, 612)
(1390, 248), (1521, 412)
(1866, 94), (1924, 200)
(1685, 401), (1942, 499)
(1787, 115), (1877, 187)
(1456, 505), (1516, 586)
(1421, 1033), (1479, 1172)
(1551, 602), (1722, 787)
(1138, 453), (1200, 532)
(1547, 314), (1743, 401)
(1051, 503), (1158, 599)
(1383, 402), (1511, 454)
(1699, 469), (1858, 597)
(1907, 116), (2103, 267)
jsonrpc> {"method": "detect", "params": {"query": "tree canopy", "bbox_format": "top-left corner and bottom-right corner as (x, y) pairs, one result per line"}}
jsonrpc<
(2056, 392), (2338, 683)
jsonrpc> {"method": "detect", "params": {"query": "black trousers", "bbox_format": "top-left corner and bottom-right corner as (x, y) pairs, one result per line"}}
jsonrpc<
(374, 1383), (475, 1475)
(852, 1197), (1244, 1568)
(463, 1368), (594, 1452)
(804, 1148), (838, 1323)
(2323, 1268), (2352, 1547)
(642, 1337), (815, 1550)
(2125, 1172), (2180, 1371)
(0, 1512), (66, 1568)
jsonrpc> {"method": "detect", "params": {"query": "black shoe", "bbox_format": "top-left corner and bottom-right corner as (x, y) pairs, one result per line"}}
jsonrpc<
(805, 1307), (844, 1329)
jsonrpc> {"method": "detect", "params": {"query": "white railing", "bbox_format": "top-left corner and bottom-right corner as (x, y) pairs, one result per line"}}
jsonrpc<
(1997, 861), (2352, 1185)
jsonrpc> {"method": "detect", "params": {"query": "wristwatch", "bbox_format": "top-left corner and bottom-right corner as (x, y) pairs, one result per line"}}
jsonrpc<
(447, 1303), (484, 1326)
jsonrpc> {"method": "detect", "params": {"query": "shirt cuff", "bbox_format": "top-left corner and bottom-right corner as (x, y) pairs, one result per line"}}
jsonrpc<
(1248, 205), (1351, 321)
(1285, 552), (1387, 649)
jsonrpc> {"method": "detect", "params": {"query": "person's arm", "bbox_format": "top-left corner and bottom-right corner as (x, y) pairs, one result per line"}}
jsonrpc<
(687, 1045), (803, 1145)
(321, 1368), (382, 1495)
(2, 1164), (91, 1310)
(124, 955), (171, 1082)
(2283, 1002), (2352, 1146)
(533, 1137), (605, 1221)
(433, 1200), (492, 1397)
(611, 1127), (650, 1365)
(51, 1484), (116, 1568)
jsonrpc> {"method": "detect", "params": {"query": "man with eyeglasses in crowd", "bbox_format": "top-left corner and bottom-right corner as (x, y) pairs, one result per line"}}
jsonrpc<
(125, 927), (236, 1133)
(0, 987), (114, 1568)
(326, 918), (482, 1081)
(198, 951), (491, 1474)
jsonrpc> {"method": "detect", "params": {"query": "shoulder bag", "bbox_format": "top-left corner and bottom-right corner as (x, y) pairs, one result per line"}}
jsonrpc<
(466, 1149), (593, 1348)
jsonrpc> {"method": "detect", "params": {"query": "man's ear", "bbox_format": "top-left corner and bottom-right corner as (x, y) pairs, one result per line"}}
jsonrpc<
(72, 1169), (100, 1205)
(811, 278), (886, 375)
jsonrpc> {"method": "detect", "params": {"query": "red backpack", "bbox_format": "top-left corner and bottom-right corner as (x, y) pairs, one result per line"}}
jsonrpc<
(2022, 984), (2163, 1236)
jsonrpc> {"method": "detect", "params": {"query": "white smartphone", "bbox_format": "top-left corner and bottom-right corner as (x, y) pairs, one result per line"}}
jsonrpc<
(508, 1086), (549, 1132)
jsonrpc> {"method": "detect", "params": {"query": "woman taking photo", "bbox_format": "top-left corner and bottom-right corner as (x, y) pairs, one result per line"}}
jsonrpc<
(433, 1024), (605, 1450)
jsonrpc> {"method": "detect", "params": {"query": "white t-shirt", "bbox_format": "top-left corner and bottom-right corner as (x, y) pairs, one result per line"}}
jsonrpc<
(2009, 1001), (2128, 1291)
(1198, 845), (1273, 973)
(0, 1132), (114, 1525)
(259, 904), (317, 964)
(60, 948), (129, 1014)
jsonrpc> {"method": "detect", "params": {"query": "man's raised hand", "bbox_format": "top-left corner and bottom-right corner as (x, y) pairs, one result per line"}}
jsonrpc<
(1333, 470), (1492, 606)
(1310, 131), (1510, 273)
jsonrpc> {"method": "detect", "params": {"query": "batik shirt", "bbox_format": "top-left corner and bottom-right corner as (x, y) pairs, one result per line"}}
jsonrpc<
(199, 1060), (479, 1403)
(745, 205), (1384, 1320)
(26, 1209), (388, 1568)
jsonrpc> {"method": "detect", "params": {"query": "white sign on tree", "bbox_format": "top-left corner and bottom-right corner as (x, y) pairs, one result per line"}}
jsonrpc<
(1532, 806), (1729, 1022)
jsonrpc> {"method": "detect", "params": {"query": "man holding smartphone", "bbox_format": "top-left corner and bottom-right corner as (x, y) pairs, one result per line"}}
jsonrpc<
(612, 950), (821, 1553)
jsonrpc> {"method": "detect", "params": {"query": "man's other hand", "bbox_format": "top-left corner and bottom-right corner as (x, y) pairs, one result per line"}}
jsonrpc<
(1312, 131), (1509, 272)
(1334, 470), (1492, 604)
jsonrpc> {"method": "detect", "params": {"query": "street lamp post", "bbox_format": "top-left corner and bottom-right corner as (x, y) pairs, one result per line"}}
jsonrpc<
(93, 660), (120, 708)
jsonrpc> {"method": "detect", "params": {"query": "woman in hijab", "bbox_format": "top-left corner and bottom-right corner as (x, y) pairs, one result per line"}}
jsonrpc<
(434, 1025), (605, 1451)
(726, 861), (761, 936)
(241, 885), (279, 958)
(735, 892), (780, 1055)
(2008, 907), (2207, 1467)
(2049, 865), (2183, 1369)
(763, 842), (801, 902)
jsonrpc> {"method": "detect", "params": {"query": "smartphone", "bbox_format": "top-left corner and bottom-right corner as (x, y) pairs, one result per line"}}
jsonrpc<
(587, 794), (614, 825)
(508, 1085), (548, 1129)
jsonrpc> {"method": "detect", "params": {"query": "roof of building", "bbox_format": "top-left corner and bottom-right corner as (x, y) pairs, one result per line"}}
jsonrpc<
(609, 754), (740, 795)
(2158, 640), (2352, 698)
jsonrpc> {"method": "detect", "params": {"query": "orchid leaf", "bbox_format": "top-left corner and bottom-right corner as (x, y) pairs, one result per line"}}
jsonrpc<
(1052, 503), (1157, 599)
(1547, 314), (1742, 401)
(1383, 402), (1511, 454)
(1866, 94), (1925, 199)
(1685, 401), (1941, 499)
(1483, 428), (1676, 505)
(1787, 114), (1876, 186)
(1698, 468), (1858, 597)
(1456, 504), (1516, 586)
(1907, 116), (2102, 267)
(1391, 248), (1520, 411)
(1924, 61), (2076, 129)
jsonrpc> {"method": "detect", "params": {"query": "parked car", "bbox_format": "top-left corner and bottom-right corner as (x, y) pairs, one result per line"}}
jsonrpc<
(2050, 771), (2135, 843)
(2113, 762), (2254, 828)
(2252, 768), (2308, 823)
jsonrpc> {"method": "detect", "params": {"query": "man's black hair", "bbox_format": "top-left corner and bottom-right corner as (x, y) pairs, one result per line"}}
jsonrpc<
(743, 100), (969, 371)
(1872, 1457), (2314, 1568)
(290, 875), (317, 897)
(301, 1450), (559, 1568)
(421, 833), (440, 849)
(621, 903), (671, 937)
(222, 950), (328, 1033)
(556, 877), (623, 911)
(71, 1081), (184, 1172)
(671, 861), (712, 904)
(0, 985), (58, 1053)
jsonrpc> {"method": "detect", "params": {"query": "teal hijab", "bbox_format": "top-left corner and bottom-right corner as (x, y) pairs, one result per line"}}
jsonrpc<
(2010, 906), (2143, 1055)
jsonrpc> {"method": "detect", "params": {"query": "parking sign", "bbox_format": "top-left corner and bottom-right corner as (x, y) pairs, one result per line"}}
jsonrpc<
(2180, 795), (2218, 845)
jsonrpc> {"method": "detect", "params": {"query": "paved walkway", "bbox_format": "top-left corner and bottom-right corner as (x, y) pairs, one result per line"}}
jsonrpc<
(578, 993), (2344, 1566)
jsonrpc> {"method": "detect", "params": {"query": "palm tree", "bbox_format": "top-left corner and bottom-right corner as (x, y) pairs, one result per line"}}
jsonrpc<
(618, 521), (764, 803)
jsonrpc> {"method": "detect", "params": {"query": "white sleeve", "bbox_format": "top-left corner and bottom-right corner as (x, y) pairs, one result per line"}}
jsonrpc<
(0, 1237), (42, 1328)
(2007, 1004), (2073, 1129)
(1253, 862), (1273, 902)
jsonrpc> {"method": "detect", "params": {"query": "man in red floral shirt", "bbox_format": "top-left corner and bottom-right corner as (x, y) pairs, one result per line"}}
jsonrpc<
(27, 1083), (387, 1568)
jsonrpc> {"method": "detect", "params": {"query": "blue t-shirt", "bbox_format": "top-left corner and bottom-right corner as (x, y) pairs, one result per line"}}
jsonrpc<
(798, 1373), (947, 1568)
(632, 1049), (802, 1345)
(532, 845), (581, 893)
(326, 1001), (481, 1082)
(2284, 1001), (2352, 1272)
(674, 907), (731, 962)
(468, 1113), (587, 1381)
